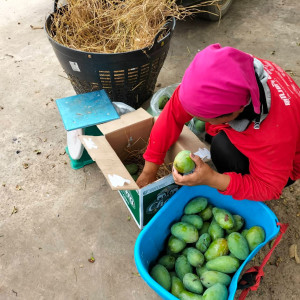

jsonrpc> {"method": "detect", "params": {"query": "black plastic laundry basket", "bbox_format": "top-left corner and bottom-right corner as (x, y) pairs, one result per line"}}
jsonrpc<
(45, 1), (176, 109)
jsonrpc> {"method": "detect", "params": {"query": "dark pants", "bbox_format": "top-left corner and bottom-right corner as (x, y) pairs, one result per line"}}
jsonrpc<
(208, 131), (294, 187)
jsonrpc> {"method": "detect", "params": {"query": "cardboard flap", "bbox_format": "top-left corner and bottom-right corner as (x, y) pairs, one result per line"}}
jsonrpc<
(79, 135), (139, 190)
(97, 108), (153, 135)
(178, 125), (207, 152)
(165, 125), (210, 163)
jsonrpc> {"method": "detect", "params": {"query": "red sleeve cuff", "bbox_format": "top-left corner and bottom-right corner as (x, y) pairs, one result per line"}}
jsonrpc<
(143, 147), (166, 165)
(218, 172), (236, 197)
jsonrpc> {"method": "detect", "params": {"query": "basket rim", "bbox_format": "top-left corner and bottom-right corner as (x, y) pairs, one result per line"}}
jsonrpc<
(44, 10), (176, 56)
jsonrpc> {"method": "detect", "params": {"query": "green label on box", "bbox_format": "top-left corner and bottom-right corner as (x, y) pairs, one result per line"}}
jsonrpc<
(119, 190), (140, 224)
(143, 184), (180, 226)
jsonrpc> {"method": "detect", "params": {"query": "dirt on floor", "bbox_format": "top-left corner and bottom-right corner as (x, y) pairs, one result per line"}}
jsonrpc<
(235, 183), (300, 300)
(0, 0), (300, 299)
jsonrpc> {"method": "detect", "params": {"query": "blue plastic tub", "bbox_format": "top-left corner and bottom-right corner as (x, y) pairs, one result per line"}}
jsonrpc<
(134, 185), (280, 300)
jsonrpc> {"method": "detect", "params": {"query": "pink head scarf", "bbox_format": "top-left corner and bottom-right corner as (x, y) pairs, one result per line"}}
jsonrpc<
(179, 43), (260, 118)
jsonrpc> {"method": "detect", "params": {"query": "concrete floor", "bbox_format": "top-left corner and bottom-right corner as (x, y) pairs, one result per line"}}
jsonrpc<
(0, 0), (300, 299)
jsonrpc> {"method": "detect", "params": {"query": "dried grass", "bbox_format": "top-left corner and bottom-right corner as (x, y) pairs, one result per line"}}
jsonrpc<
(123, 137), (173, 179)
(48, 0), (219, 53)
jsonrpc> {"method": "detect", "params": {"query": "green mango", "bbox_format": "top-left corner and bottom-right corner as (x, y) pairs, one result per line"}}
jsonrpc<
(196, 233), (211, 253)
(226, 215), (245, 234)
(168, 235), (186, 253)
(206, 255), (240, 274)
(208, 219), (224, 240)
(175, 255), (193, 281)
(227, 232), (250, 260)
(179, 290), (204, 300)
(229, 252), (240, 260)
(158, 255), (176, 271)
(199, 205), (213, 221)
(171, 275), (185, 298)
(200, 270), (231, 288)
(194, 119), (206, 133)
(186, 247), (205, 268)
(183, 273), (203, 294)
(131, 173), (139, 181)
(204, 238), (229, 261)
(173, 150), (195, 174)
(167, 248), (181, 259)
(125, 163), (139, 175)
(203, 283), (228, 300)
(170, 271), (177, 277)
(158, 95), (170, 110)
(212, 207), (235, 230)
(196, 265), (209, 277)
(182, 247), (189, 257)
(171, 222), (199, 243)
(245, 226), (266, 251)
(241, 229), (249, 239)
(199, 222), (210, 235)
(184, 197), (208, 214)
(150, 264), (171, 291)
(181, 214), (204, 230)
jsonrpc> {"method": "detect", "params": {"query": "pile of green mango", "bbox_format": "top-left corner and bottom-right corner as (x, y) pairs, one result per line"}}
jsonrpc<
(150, 196), (266, 300)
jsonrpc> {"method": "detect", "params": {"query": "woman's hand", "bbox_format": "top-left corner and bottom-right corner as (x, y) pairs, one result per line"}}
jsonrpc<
(172, 153), (231, 191)
(136, 161), (160, 188)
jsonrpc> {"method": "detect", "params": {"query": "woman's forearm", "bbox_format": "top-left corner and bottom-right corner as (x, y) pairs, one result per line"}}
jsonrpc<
(143, 160), (160, 175)
(208, 171), (231, 192)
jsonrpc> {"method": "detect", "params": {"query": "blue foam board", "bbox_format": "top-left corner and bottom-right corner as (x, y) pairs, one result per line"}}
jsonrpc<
(56, 90), (119, 131)
(134, 185), (280, 300)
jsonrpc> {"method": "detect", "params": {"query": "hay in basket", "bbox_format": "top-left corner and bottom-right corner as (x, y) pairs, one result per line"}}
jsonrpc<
(48, 0), (219, 53)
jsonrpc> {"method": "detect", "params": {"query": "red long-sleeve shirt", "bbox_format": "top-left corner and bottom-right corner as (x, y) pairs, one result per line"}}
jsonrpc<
(143, 58), (300, 201)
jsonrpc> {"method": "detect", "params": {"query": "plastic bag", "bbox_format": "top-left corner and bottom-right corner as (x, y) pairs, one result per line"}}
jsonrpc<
(112, 102), (135, 116)
(188, 117), (206, 139)
(148, 83), (180, 116)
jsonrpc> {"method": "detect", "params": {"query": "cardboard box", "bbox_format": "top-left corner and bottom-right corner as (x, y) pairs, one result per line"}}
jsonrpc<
(80, 108), (209, 228)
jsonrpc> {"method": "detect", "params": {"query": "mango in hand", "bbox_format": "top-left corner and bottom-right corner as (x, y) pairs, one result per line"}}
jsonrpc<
(173, 150), (195, 174)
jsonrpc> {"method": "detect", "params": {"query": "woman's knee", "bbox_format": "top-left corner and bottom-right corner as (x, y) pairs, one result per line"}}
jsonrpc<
(210, 131), (249, 174)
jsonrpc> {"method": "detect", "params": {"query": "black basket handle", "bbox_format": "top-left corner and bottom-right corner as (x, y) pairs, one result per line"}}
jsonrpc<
(54, 0), (59, 13)
(152, 17), (176, 45)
